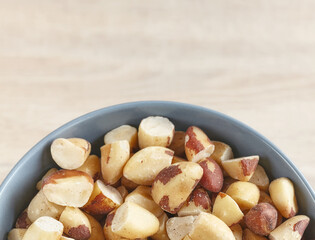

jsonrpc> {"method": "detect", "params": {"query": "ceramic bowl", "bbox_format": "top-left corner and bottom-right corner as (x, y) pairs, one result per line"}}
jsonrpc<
(0, 101), (314, 238)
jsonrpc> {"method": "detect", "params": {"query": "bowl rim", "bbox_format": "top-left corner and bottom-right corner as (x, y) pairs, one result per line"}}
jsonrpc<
(1, 100), (314, 200)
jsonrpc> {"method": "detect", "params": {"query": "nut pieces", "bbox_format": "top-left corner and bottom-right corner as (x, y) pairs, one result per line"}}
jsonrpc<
(9, 117), (309, 239)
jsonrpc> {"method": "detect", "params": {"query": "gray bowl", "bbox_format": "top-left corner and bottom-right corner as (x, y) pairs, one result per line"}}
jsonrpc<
(0, 101), (314, 238)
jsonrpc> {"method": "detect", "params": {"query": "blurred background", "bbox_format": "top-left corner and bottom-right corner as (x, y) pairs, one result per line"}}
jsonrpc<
(0, 0), (314, 188)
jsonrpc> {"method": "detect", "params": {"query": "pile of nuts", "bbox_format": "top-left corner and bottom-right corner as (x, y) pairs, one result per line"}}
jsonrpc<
(8, 116), (310, 240)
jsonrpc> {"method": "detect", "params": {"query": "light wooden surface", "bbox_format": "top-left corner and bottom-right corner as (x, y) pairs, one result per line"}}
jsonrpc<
(0, 0), (314, 189)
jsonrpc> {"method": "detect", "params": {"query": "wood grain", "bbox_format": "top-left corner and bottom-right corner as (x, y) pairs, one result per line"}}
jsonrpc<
(0, 0), (314, 189)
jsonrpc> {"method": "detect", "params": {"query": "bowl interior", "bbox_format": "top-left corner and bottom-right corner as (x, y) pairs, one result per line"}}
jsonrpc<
(0, 101), (314, 238)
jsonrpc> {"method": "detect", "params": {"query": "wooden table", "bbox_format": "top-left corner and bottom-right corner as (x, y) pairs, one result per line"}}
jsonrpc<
(0, 0), (314, 190)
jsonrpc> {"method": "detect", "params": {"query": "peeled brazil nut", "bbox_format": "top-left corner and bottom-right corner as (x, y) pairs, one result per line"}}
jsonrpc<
(210, 141), (234, 166)
(138, 116), (175, 149)
(123, 146), (173, 185)
(101, 140), (130, 185)
(50, 138), (91, 170)
(8, 228), (26, 240)
(198, 158), (223, 192)
(269, 177), (298, 218)
(83, 180), (123, 215)
(166, 216), (196, 240)
(225, 181), (260, 210)
(22, 216), (64, 240)
(244, 203), (278, 236)
(230, 224), (242, 240)
(103, 210), (128, 240)
(188, 212), (235, 240)
(125, 186), (164, 218)
(104, 125), (138, 152)
(212, 192), (244, 227)
(42, 169), (94, 207)
(27, 189), (64, 223)
(269, 215), (310, 240)
(76, 155), (102, 182)
(59, 207), (91, 240)
(151, 212), (169, 240)
(221, 155), (259, 181)
(177, 187), (211, 217)
(111, 201), (159, 239)
(151, 162), (203, 214)
(184, 126), (215, 163)
(248, 165), (269, 192)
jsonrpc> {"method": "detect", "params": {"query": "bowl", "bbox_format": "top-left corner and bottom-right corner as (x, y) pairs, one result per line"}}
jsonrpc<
(0, 101), (314, 238)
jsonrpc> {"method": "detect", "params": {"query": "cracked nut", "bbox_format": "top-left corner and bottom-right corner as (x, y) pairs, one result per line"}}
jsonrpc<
(212, 192), (244, 226)
(104, 125), (138, 152)
(22, 216), (63, 240)
(221, 155), (259, 181)
(184, 126), (215, 163)
(138, 116), (175, 149)
(111, 201), (159, 239)
(83, 180), (123, 215)
(50, 138), (91, 170)
(27, 189), (64, 223)
(166, 216), (196, 240)
(76, 155), (101, 182)
(125, 186), (163, 218)
(151, 162), (203, 214)
(101, 140), (130, 185)
(42, 169), (94, 207)
(59, 207), (91, 240)
(177, 187), (211, 217)
(226, 181), (260, 210)
(188, 212), (235, 240)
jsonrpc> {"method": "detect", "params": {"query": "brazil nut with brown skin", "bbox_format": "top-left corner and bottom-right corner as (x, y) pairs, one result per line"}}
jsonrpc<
(198, 158), (223, 192)
(244, 202), (278, 236)
(184, 126), (215, 163)
(59, 207), (92, 240)
(83, 180), (123, 215)
(151, 162), (203, 214)
(177, 187), (211, 217)
(42, 169), (94, 207)
(221, 155), (259, 181)
(269, 215), (310, 240)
